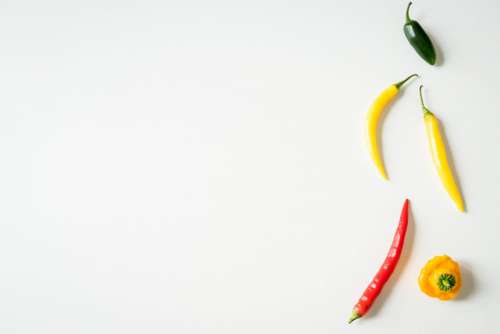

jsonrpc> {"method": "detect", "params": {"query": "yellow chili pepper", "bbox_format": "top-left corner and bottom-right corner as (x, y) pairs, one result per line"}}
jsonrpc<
(419, 86), (465, 212)
(418, 255), (461, 300)
(366, 74), (418, 180)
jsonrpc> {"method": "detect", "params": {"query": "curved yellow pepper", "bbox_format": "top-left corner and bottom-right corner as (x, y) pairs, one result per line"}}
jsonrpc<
(366, 74), (418, 180)
(418, 255), (461, 300)
(419, 86), (465, 212)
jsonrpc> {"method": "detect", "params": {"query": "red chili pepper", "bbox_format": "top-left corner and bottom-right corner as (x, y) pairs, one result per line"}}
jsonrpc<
(348, 199), (409, 324)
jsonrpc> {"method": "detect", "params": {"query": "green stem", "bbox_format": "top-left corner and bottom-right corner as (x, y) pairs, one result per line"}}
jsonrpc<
(406, 2), (413, 23)
(419, 85), (432, 115)
(419, 85), (426, 108)
(438, 273), (456, 292)
(394, 73), (418, 89)
(348, 311), (361, 324)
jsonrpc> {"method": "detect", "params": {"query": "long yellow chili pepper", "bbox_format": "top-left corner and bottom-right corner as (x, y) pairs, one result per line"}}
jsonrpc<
(419, 86), (465, 212)
(367, 74), (418, 180)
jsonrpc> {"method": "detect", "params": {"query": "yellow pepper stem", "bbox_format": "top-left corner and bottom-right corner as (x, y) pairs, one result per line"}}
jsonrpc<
(395, 73), (419, 89)
(419, 85), (432, 115)
(437, 273), (456, 292)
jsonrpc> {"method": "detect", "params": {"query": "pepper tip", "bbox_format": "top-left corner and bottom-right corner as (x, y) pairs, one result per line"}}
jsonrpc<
(376, 166), (389, 180)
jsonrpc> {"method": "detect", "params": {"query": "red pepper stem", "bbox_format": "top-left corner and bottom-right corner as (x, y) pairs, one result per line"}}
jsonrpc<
(405, 2), (413, 23)
(348, 311), (361, 324)
(394, 73), (418, 89)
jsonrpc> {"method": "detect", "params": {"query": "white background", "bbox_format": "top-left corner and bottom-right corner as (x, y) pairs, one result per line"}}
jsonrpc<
(0, 0), (499, 333)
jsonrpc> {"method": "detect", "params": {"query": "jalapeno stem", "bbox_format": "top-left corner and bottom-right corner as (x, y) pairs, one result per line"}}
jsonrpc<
(405, 2), (413, 23)
(394, 73), (418, 89)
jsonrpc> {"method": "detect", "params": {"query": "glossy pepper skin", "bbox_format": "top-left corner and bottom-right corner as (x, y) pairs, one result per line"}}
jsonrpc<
(419, 86), (465, 212)
(419, 255), (461, 300)
(404, 2), (437, 65)
(349, 199), (409, 323)
(366, 74), (418, 179)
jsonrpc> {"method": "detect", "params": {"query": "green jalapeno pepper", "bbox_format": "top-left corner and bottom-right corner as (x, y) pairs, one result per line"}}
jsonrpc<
(403, 2), (437, 65)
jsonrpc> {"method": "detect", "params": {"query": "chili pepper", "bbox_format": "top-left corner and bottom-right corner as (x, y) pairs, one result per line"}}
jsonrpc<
(403, 2), (437, 65)
(366, 74), (418, 180)
(419, 86), (465, 212)
(348, 199), (409, 324)
(418, 255), (461, 300)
